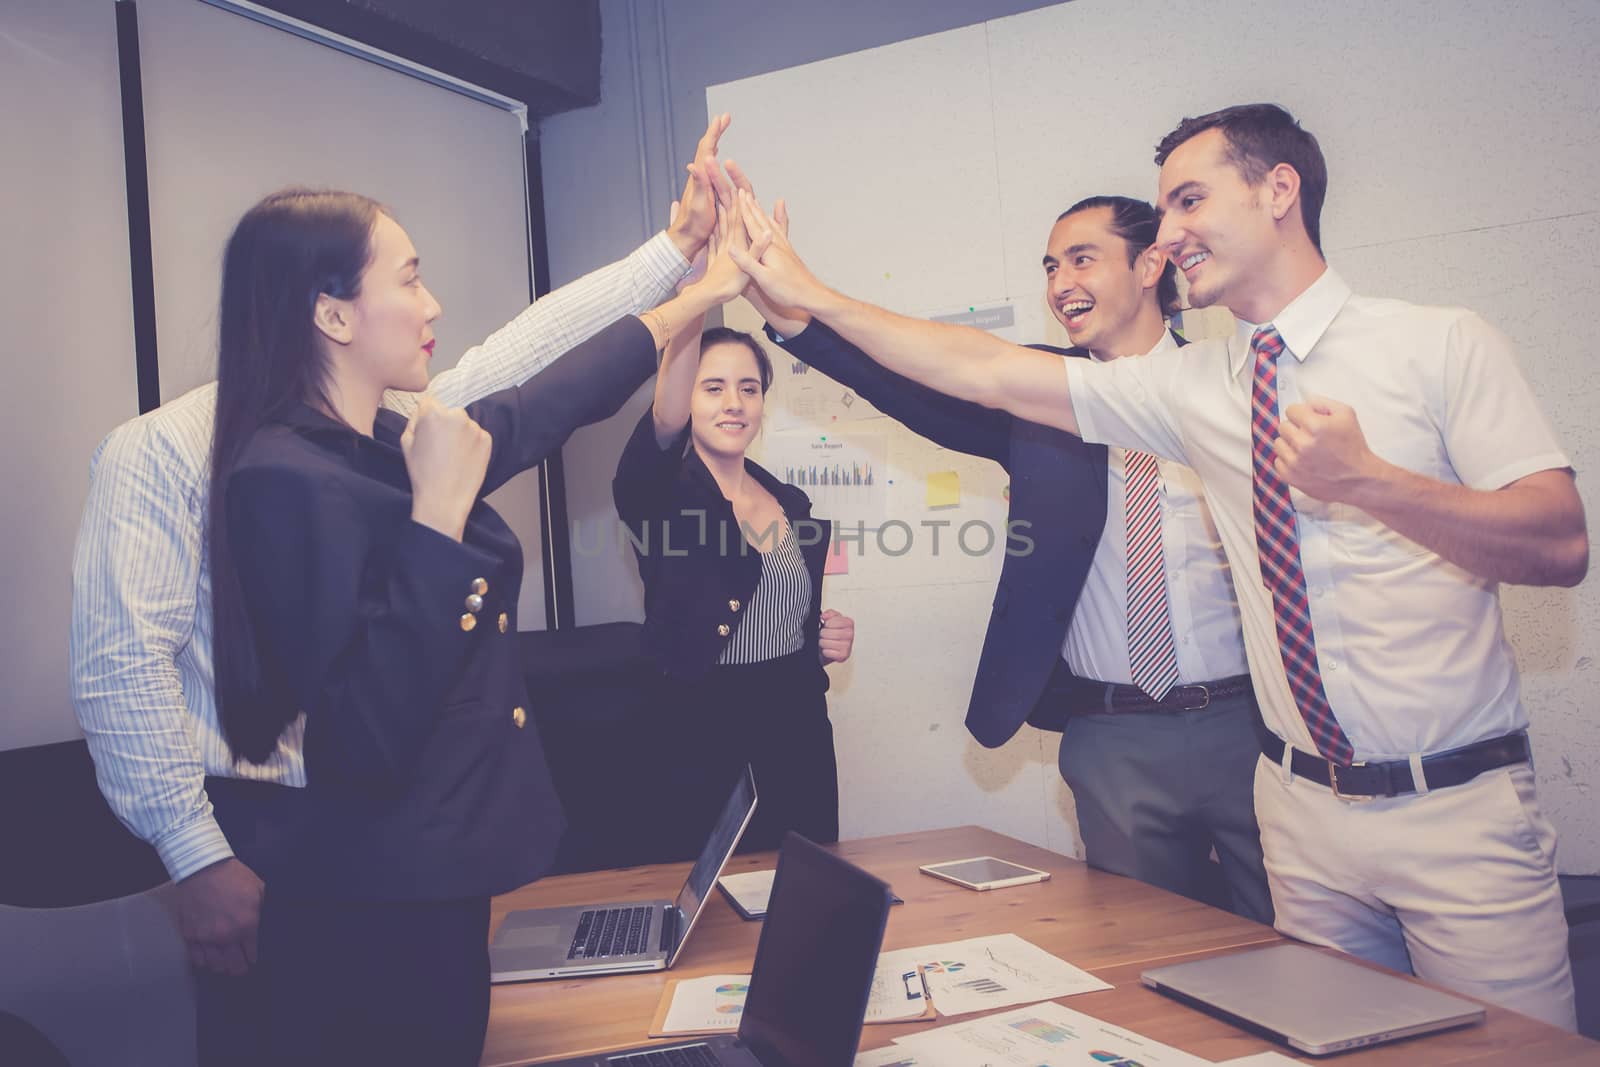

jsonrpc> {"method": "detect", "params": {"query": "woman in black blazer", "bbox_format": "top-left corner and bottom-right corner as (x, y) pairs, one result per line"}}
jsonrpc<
(208, 187), (747, 1065)
(614, 323), (855, 854)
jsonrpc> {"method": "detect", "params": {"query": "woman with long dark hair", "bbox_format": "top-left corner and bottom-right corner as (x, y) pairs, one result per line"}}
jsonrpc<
(613, 315), (855, 854)
(209, 186), (754, 1064)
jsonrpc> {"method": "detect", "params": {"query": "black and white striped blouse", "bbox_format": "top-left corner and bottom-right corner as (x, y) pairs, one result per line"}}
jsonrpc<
(718, 521), (812, 665)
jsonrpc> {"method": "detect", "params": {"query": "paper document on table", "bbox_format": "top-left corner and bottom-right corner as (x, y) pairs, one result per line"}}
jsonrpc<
(854, 1046), (930, 1067)
(891, 933), (1111, 1016)
(890, 1001), (1214, 1066)
(652, 959), (933, 1035)
(1216, 1054), (1309, 1065)
(650, 974), (750, 1036)
(864, 954), (935, 1023)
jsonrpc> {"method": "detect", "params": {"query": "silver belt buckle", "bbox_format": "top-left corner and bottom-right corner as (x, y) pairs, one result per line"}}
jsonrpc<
(1174, 684), (1210, 711)
(1328, 760), (1374, 802)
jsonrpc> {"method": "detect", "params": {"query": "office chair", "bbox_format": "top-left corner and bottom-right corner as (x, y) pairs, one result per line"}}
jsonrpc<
(1567, 884), (1600, 1040)
(0, 882), (196, 1067)
(0, 1010), (70, 1067)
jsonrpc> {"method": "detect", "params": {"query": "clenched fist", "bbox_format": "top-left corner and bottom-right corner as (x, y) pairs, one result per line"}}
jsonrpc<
(401, 394), (492, 541)
(1275, 396), (1383, 504)
(819, 608), (855, 665)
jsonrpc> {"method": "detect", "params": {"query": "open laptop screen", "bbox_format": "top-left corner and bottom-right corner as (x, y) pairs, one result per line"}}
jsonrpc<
(669, 765), (758, 958)
(739, 834), (894, 1067)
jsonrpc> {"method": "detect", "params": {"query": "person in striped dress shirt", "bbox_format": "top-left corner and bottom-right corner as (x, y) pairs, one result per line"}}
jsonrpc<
(614, 310), (855, 853)
(68, 114), (733, 1066)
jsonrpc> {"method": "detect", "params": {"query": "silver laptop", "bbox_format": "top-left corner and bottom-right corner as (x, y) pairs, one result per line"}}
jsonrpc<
(541, 832), (896, 1067)
(1140, 943), (1485, 1055)
(490, 766), (757, 982)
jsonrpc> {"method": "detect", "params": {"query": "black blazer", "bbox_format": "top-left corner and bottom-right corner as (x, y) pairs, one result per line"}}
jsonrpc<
(775, 321), (1187, 748)
(612, 412), (831, 691)
(226, 316), (656, 901)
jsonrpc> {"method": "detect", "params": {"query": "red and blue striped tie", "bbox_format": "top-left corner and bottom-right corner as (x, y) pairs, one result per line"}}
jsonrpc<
(1125, 450), (1180, 702)
(1249, 325), (1354, 764)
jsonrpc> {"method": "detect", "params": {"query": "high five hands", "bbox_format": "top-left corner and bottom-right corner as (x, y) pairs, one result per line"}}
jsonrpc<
(666, 112), (731, 271)
(690, 161), (771, 305)
(725, 188), (830, 314)
(716, 151), (1381, 506)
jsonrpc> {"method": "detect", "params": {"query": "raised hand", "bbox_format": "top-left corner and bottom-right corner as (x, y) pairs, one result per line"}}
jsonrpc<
(696, 179), (771, 305)
(818, 608), (855, 665)
(666, 112), (731, 263)
(723, 161), (810, 335)
(1275, 396), (1385, 503)
(729, 189), (829, 314)
(669, 193), (707, 292)
(401, 394), (493, 541)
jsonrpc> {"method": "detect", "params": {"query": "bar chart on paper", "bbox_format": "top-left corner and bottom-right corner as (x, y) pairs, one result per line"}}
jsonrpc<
(760, 432), (888, 524)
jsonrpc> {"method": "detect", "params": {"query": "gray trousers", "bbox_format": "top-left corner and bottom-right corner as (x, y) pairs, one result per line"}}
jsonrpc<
(1057, 691), (1273, 925)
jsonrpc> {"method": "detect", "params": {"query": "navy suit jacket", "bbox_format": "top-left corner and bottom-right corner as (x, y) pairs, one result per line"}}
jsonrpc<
(225, 316), (656, 901)
(775, 320), (1186, 748)
(613, 412), (831, 692)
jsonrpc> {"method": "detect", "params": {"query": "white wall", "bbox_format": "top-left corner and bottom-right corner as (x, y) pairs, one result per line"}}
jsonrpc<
(702, 0), (1600, 871)
(0, 0), (139, 750)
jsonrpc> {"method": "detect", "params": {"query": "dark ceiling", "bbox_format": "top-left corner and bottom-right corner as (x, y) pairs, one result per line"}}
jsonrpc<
(252, 0), (602, 118)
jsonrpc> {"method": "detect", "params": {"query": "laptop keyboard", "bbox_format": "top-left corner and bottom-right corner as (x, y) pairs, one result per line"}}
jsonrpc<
(608, 1044), (724, 1067)
(568, 905), (654, 960)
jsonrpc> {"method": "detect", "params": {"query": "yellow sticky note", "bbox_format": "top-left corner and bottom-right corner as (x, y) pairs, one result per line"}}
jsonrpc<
(926, 470), (960, 508)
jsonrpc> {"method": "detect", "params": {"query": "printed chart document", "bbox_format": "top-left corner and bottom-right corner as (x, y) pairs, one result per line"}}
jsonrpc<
(653, 969), (931, 1036)
(1215, 1054), (1310, 1065)
(854, 1046), (930, 1067)
(891, 1001), (1213, 1066)
(879, 933), (1111, 1017)
(865, 955), (936, 1024)
(650, 974), (752, 1036)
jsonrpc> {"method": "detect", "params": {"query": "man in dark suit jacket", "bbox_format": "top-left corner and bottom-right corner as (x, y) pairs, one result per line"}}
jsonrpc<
(743, 192), (1271, 922)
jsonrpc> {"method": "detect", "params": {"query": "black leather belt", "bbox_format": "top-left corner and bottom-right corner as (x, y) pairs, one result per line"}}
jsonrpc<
(1076, 672), (1254, 716)
(1259, 730), (1530, 799)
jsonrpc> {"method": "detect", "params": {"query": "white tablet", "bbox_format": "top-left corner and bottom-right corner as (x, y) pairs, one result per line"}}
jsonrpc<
(918, 856), (1052, 891)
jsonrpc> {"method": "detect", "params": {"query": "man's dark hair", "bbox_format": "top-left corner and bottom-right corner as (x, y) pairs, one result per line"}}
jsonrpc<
(1153, 103), (1327, 254)
(1057, 195), (1180, 317)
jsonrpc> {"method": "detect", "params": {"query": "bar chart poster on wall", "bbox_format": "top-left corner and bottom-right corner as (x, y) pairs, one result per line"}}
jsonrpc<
(760, 432), (888, 525)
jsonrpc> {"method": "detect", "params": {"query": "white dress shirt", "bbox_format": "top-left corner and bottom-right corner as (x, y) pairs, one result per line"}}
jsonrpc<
(1066, 268), (1569, 760)
(1062, 330), (1249, 685)
(70, 232), (689, 881)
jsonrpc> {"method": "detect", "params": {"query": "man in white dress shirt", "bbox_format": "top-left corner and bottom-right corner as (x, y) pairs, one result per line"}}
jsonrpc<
(69, 115), (731, 1064)
(743, 189), (1271, 922)
(728, 103), (1586, 1028)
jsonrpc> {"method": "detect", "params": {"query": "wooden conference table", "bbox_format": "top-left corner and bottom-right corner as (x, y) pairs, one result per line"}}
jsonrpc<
(482, 826), (1599, 1066)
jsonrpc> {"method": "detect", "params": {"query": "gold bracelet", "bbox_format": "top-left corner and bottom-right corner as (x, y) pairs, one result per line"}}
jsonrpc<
(642, 308), (671, 352)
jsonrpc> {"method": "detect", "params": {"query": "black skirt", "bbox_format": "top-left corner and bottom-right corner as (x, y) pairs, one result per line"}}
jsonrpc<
(661, 648), (839, 853)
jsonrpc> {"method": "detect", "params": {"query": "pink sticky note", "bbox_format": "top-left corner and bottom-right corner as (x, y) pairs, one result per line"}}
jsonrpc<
(824, 538), (849, 575)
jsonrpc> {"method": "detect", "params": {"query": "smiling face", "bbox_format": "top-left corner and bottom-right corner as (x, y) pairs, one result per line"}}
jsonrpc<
(329, 212), (442, 395)
(690, 340), (766, 461)
(1154, 127), (1281, 317)
(1042, 206), (1163, 359)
